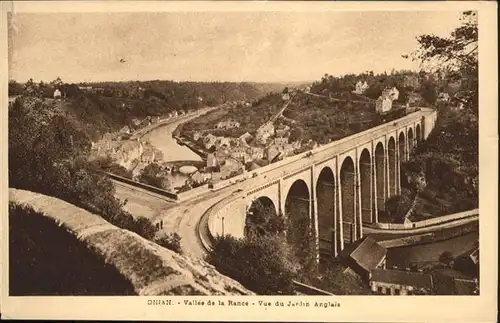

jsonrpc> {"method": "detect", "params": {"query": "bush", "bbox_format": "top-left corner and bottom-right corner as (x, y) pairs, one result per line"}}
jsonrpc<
(207, 235), (297, 295)
(154, 232), (183, 254)
(385, 188), (415, 222)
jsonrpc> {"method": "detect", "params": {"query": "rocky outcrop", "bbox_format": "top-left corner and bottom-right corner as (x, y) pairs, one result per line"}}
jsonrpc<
(9, 188), (254, 296)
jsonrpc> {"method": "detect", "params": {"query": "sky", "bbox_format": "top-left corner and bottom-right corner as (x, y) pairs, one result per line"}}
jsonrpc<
(8, 11), (463, 83)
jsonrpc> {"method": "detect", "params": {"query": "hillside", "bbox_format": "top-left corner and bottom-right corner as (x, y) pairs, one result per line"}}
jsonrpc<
(282, 91), (378, 144)
(9, 79), (288, 140)
(181, 93), (285, 137)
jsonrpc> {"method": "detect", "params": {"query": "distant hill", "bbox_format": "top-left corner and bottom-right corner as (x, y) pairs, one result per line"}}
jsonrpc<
(9, 79), (287, 140)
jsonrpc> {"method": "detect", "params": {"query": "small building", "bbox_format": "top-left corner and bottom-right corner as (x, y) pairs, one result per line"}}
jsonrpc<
(275, 124), (290, 138)
(271, 137), (289, 147)
(265, 145), (282, 162)
(382, 87), (399, 101)
(120, 125), (131, 134)
(256, 122), (275, 144)
(214, 137), (231, 150)
(203, 134), (218, 150)
(370, 269), (434, 295)
(354, 81), (369, 94)
(375, 96), (393, 113)
(339, 236), (387, 281)
(454, 246), (479, 277)
(216, 120), (241, 130)
(282, 93), (290, 101)
(230, 146), (248, 162)
(249, 147), (264, 160)
(53, 89), (62, 99)
(239, 132), (253, 143)
(206, 153), (218, 169)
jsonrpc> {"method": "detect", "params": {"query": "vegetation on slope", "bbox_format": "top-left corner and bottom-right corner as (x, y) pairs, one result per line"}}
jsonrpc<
(283, 92), (378, 144)
(9, 202), (137, 296)
(208, 201), (369, 295)
(8, 95), (160, 245)
(386, 11), (478, 221)
(9, 78), (288, 140)
(181, 93), (284, 138)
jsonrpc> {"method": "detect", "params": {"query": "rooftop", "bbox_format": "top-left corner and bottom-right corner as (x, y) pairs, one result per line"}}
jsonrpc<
(371, 269), (433, 290)
(340, 236), (387, 273)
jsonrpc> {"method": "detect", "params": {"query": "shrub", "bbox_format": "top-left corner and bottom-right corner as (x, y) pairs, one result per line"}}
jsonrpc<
(207, 235), (297, 295)
(154, 232), (183, 254)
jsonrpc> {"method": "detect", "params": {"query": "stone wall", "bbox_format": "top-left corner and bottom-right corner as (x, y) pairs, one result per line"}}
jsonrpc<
(9, 188), (254, 296)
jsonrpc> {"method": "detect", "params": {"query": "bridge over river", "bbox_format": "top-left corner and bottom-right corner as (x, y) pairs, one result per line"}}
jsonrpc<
(114, 107), (448, 261)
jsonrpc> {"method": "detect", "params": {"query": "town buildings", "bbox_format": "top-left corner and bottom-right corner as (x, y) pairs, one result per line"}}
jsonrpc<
(217, 120), (241, 130)
(203, 134), (218, 150)
(370, 269), (433, 295)
(382, 87), (400, 101)
(116, 139), (144, 169)
(375, 96), (393, 113)
(256, 122), (275, 144)
(275, 124), (290, 137)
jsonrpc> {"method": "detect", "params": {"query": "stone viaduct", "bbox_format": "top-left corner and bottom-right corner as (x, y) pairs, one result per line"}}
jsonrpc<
(208, 108), (438, 258)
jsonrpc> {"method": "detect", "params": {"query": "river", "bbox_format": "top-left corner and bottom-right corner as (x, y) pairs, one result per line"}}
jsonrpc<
(386, 231), (479, 268)
(141, 118), (203, 163)
(140, 111), (206, 190)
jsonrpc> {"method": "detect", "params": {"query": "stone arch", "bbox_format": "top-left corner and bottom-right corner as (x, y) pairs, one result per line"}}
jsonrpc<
(315, 166), (336, 258)
(245, 196), (279, 239)
(359, 149), (372, 224)
(340, 156), (357, 243)
(416, 124), (422, 144)
(387, 136), (397, 197)
(408, 127), (415, 152)
(284, 179), (311, 257)
(399, 131), (407, 163)
(375, 142), (385, 212)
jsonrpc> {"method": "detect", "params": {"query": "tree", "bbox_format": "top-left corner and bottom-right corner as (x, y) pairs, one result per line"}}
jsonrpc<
(207, 234), (298, 295)
(154, 232), (183, 254)
(245, 200), (285, 239)
(408, 11), (477, 114)
(289, 127), (303, 142)
(8, 80), (24, 96)
(398, 11), (478, 217)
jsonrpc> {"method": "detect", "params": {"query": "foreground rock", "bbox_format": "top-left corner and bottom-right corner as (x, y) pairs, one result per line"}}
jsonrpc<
(9, 188), (254, 296)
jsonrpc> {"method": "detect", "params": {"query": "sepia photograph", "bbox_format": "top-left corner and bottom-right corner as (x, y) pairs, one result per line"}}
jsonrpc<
(1, 1), (497, 321)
